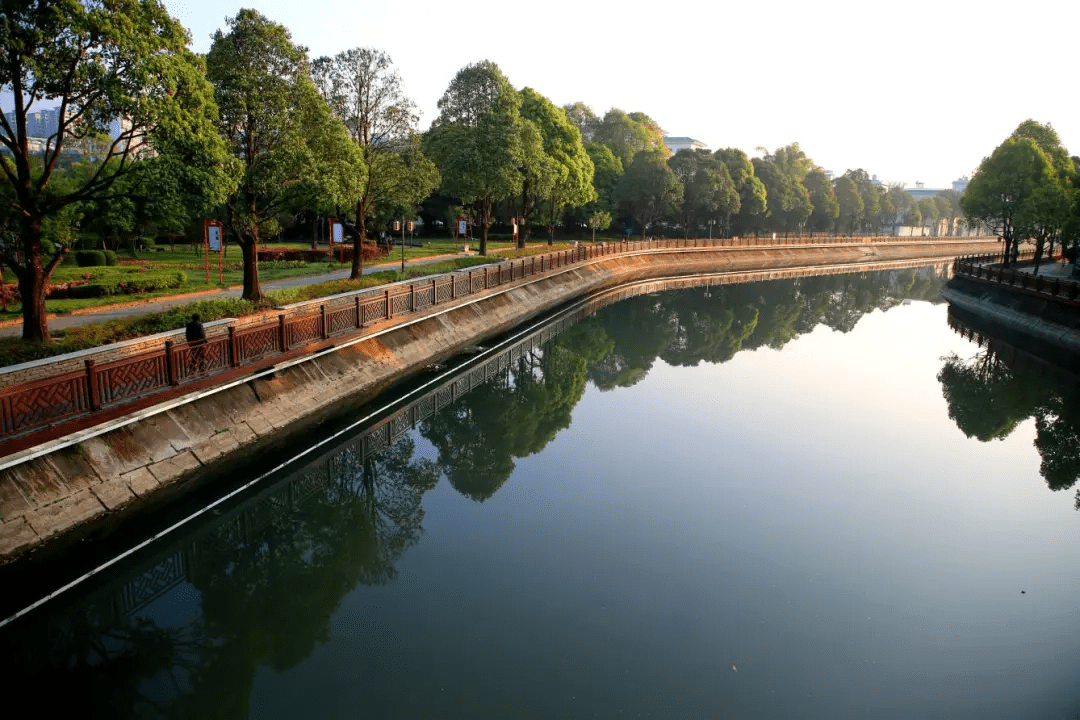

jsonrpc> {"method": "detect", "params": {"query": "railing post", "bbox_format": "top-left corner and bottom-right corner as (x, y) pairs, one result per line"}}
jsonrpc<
(386, 288), (392, 319)
(451, 274), (456, 298)
(279, 313), (288, 352)
(165, 341), (178, 386)
(356, 295), (362, 327)
(410, 283), (416, 310)
(229, 327), (239, 367)
(86, 359), (100, 411)
(321, 304), (328, 339)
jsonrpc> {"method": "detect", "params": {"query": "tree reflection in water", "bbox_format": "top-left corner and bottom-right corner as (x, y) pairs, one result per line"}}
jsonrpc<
(0, 264), (963, 718)
(938, 320), (1080, 504)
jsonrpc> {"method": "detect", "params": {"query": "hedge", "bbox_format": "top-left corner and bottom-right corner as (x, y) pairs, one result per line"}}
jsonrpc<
(76, 250), (108, 267)
(257, 244), (383, 263)
(61, 270), (189, 298)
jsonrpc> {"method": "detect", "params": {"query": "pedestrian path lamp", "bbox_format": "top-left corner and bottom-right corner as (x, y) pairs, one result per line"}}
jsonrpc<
(394, 219), (414, 272)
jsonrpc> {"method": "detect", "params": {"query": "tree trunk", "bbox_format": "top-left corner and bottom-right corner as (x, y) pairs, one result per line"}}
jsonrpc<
(351, 199), (366, 279)
(475, 199), (488, 256)
(19, 217), (50, 343)
(240, 238), (264, 302)
(518, 183), (528, 250)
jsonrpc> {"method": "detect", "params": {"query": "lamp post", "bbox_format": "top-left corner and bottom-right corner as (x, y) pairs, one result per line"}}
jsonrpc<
(394, 218), (414, 273)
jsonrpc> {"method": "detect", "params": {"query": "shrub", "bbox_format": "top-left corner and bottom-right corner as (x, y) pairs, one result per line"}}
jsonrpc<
(104, 250), (118, 266)
(76, 250), (107, 267)
(63, 269), (188, 298)
(258, 259), (308, 270)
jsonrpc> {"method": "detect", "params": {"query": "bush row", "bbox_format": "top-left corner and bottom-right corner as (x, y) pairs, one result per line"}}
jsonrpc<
(49, 270), (189, 298)
(75, 250), (119, 267)
(257, 244), (383, 263)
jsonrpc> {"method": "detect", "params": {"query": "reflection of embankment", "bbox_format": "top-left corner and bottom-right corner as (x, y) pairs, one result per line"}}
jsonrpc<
(941, 310), (1080, 503)
(5, 262), (953, 626)
(0, 263), (959, 717)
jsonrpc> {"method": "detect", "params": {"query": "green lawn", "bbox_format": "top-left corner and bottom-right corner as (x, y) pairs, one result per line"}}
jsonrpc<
(0, 240), (582, 366)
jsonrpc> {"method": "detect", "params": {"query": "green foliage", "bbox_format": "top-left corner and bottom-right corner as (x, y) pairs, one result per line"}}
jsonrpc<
(519, 88), (596, 243)
(962, 135), (1057, 261)
(104, 250), (118, 266)
(668, 149), (738, 237)
(62, 270), (188, 298)
(208, 9), (364, 300)
(75, 251), (108, 267)
(425, 60), (529, 254)
(616, 149), (683, 239)
(0, 0), (237, 341)
(593, 109), (666, 168)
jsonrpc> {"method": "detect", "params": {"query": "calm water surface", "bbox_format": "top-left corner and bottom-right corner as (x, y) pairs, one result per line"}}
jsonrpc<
(3, 267), (1079, 719)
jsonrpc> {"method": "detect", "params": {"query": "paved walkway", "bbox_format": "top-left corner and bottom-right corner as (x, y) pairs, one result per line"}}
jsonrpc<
(1014, 259), (1077, 280)
(0, 253), (466, 337)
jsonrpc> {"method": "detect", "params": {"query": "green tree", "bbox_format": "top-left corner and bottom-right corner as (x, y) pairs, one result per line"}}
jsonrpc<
(753, 145), (813, 234)
(834, 176), (863, 234)
(424, 60), (533, 255)
(208, 9), (363, 302)
(311, 47), (437, 278)
(521, 89), (596, 245)
(918, 197), (940, 235)
(0, 0), (236, 341)
(565, 141), (623, 232)
(616, 149), (683, 240)
(839, 169), (880, 233)
(962, 136), (1056, 267)
(936, 188), (963, 236)
(1009, 120), (1075, 269)
(562, 101), (599, 142)
(587, 210), (612, 241)
(804, 168), (839, 234)
(715, 148), (765, 237)
(593, 109), (666, 168)
(668, 149), (737, 238)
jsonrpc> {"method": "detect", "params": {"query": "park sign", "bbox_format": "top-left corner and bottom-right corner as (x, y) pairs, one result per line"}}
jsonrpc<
(329, 217), (345, 263)
(203, 219), (225, 283)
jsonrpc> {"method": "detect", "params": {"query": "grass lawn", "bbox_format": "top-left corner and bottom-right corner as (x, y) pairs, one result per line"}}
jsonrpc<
(0, 238), (533, 321)
(0, 240), (580, 367)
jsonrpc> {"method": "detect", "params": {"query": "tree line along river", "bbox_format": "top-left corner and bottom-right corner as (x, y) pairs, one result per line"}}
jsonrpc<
(1, 264), (1078, 719)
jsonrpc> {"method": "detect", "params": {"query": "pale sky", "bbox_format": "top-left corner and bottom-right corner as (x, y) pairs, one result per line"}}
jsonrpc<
(19, 0), (1080, 190)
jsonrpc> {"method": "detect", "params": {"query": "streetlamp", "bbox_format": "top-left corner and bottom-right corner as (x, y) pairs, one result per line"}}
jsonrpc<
(393, 218), (414, 273)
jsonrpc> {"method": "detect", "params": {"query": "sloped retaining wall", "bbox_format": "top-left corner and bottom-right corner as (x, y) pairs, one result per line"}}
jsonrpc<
(0, 238), (999, 562)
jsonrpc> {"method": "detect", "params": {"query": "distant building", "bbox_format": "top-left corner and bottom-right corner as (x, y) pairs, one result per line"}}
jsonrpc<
(951, 176), (969, 192)
(1, 106), (145, 158)
(663, 136), (709, 155)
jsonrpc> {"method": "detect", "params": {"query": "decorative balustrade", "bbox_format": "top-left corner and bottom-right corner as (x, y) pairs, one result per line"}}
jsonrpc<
(0, 234), (991, 450)
(952, 253), (1080, 303)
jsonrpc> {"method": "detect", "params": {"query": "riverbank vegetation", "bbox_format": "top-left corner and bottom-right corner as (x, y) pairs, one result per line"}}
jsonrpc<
(3, 2), (1077, 344)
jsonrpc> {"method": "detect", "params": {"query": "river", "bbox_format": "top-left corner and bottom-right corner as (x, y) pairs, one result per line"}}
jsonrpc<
(2, 264), (1078, 719)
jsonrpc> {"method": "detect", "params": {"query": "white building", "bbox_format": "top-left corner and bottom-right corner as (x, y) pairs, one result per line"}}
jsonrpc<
(663, 136), (709, 155)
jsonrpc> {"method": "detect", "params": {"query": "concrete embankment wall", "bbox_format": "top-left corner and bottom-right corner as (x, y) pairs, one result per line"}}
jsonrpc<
(941, 277), (1080, 355)
(0, 239), (998, 561)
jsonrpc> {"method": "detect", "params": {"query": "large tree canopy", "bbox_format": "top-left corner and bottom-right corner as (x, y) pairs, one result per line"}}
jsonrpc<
(616, 149), (682, 240)
(312, 47), (437, 278)
(0, 0), (237, 341)
(208, 9), (363, 302)
(962, 136), (1055, 267)
(520, 89), (596, 245)
(425, 60), (535, 255)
